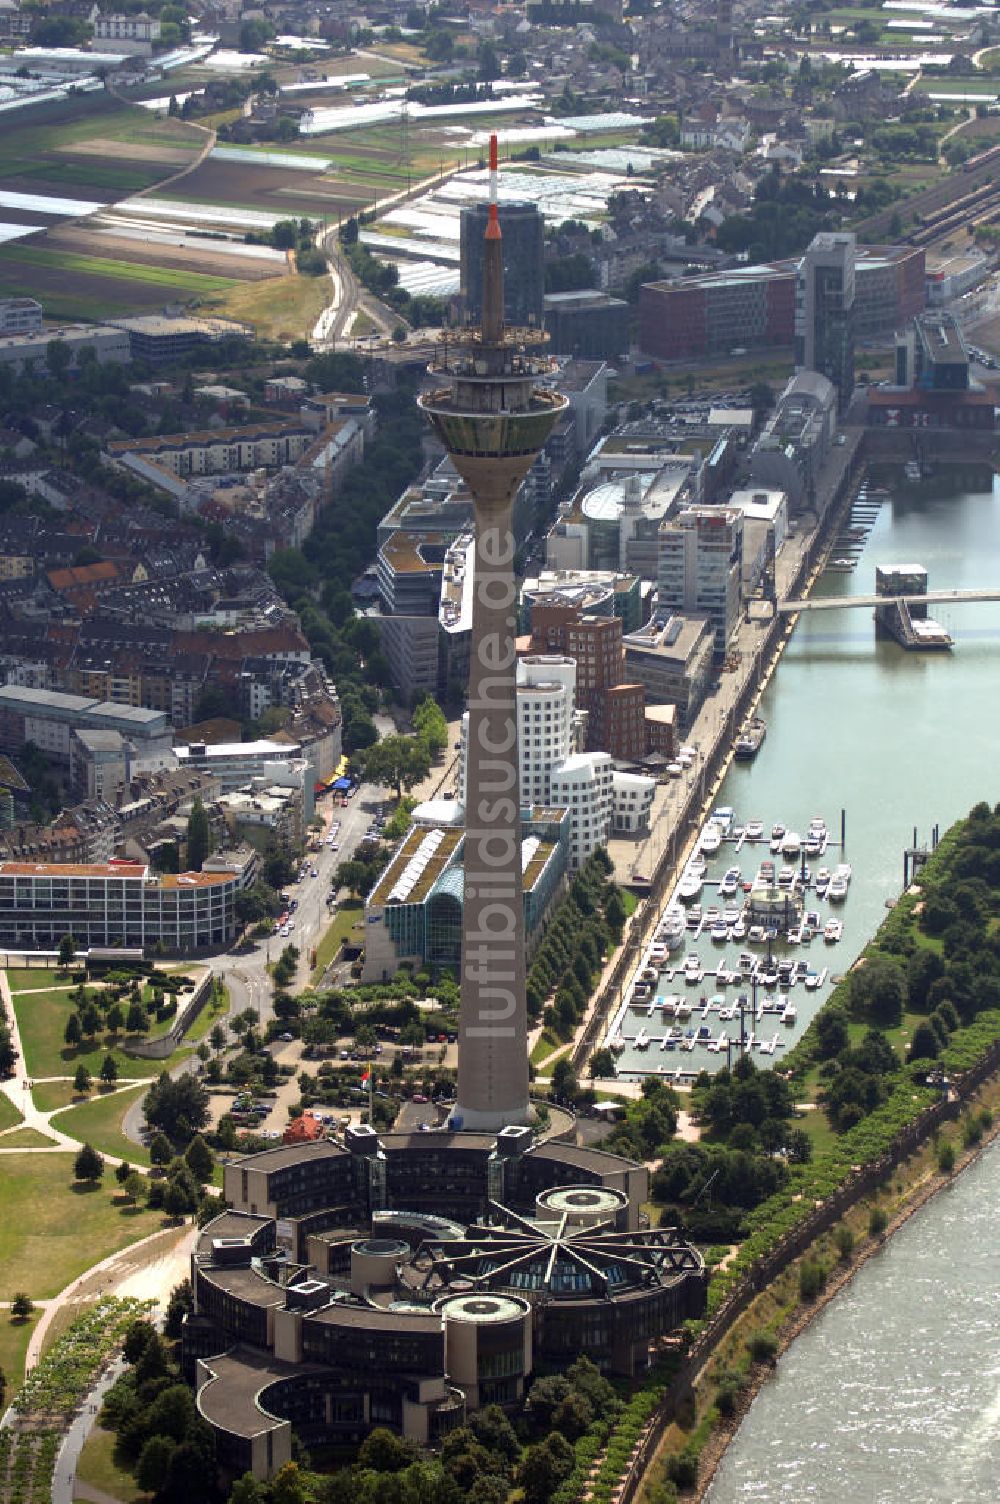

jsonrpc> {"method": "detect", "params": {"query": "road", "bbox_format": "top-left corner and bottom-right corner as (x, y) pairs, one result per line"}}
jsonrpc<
(314, 228), (399, 347)
(119, 771), (392, 1149)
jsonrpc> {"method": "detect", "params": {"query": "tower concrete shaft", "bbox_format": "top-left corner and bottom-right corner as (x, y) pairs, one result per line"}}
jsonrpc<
(418, 138), (568, 1130)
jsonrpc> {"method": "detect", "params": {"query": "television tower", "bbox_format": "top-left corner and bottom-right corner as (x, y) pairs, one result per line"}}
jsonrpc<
(419, 136), (568, 1130)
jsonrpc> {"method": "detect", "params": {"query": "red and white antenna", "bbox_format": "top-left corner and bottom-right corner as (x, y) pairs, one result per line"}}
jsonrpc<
(489, 131), (498, 209)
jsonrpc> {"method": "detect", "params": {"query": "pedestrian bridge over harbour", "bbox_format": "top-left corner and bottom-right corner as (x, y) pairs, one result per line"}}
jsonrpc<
(777, 587), (1000, 614)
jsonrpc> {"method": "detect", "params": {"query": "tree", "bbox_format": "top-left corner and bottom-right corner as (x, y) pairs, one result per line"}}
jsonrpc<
(184, 1134), (214, 1184)
(229, 1477), (265, 1504)
(65, 1013), (83, 1048)
(425, 29), (454, 61)
(100, 1053), (118, 1086)
(816, 1004), (850, 1058)
(186, 798), (211, 873)
(58, 933), (76, 967)
(46, 340), (72, 382)
(74, 1063), (92, 1094)
(74, 1142), (104, 1183)
(271, 1463), (310, 1504)
(136, 1436), (178, 1495)
(412, 696), (448, 756)
(589, 1047), (615, 1078)
(358, 734), (431, 798)
(849, 954), (907, 1028)
(162, 1177), (193, 1219)
(123, 1170), (145, 1204)
(907, 948), (945, 1011)
(116, 1160), (132, 1185)
(150, 1131), (173, 1168)
(525, 1374), (570, 1432)
(240, 17), (274, 50)
(478, 40), (500, 80)
(10, 1292), (32, 1320)
(358, 1428), (419, 1473)
(164, 1278), (193, 1340)
(908, 1021), (940, 1061)
(144, 1072), (210, 1143)
(127, 1002), (148, 1034)
(519, 1434), (574, 1504)
(550, 1056), (579, 1104)
(106, 1002), (124, 1035)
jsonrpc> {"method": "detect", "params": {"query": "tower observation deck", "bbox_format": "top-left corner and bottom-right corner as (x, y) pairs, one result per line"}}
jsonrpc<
(419, 136), (568, 1130)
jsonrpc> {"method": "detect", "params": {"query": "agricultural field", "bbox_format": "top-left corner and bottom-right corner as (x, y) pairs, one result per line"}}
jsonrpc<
(0, 99), (205, 203)
(0, 237), (243, 320)
(45, 222), (285, 282)
(158, 155), (379, 221)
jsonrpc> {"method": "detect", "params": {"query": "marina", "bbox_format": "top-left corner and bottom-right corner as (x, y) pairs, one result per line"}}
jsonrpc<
(607, 464), (1000, 1088)
(608, 805), (845, 1080)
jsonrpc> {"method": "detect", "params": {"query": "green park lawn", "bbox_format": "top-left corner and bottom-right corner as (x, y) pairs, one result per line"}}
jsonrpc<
(0, 1093), (22, 1130)
(0, 1314), (34, 1391)
(32, 1080), (85, 1112)
(6, 966), (61, 992)
(0, 1153), (161, 1299)
(75, 1426), (150, 1504)
(0, 1126), (57, 1148)
(10, 984), (189, 1080)
(530, 1030), (561, 1066)
(51, 1084), (152, 1167)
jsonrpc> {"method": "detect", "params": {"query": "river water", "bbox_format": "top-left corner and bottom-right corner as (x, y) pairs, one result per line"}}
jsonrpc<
(705, 464), (1000, 1502)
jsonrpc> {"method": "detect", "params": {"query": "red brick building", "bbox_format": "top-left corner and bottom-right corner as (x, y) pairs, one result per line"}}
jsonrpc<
(527, 606), (647, 760)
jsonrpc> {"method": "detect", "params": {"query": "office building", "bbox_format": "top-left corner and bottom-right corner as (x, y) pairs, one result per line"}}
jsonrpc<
(460, 201), (544, 331)
(186, 1131), (705, 1479)
(0, 686), (170, 765)
(0, 852), (255, 951)
(894, 311), (970, 393)
(657, 506), (744, 655)
(108, 315), (253, 365)
(0, 298), (42, 336)
(749, 370), (837, 510)
(727, 487), (789, 595)
(544, 290), (629, 360)
(546, 461), (698, 580)
(419, 136), (568, 1131)
(459, 655), (653, 867)
(522, 570), (647, 636)
(795, 231), (856, 411)
(526, 605), (647, 762)
(0, 324), (130, 375)
(638, 244), (924, 362)
(362, 809), (570, 982)
(623, 615), (716, 729)
(93, 12), (160, 41)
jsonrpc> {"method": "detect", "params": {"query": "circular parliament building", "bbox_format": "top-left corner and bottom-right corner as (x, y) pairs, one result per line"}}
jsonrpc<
(186, 1125), (706, 1482)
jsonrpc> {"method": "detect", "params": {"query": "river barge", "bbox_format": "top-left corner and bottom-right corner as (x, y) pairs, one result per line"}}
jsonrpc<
(734, 717), (766, 761)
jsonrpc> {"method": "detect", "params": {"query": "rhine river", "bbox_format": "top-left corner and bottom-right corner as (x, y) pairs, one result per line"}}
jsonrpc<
(705, 464), (1000, 1503)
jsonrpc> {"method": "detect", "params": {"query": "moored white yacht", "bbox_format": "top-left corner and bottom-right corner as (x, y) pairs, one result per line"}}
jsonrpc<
(700, 824), (722, 856)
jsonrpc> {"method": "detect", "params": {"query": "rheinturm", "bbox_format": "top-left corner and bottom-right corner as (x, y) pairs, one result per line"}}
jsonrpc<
(419, 135), (568, 1130)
